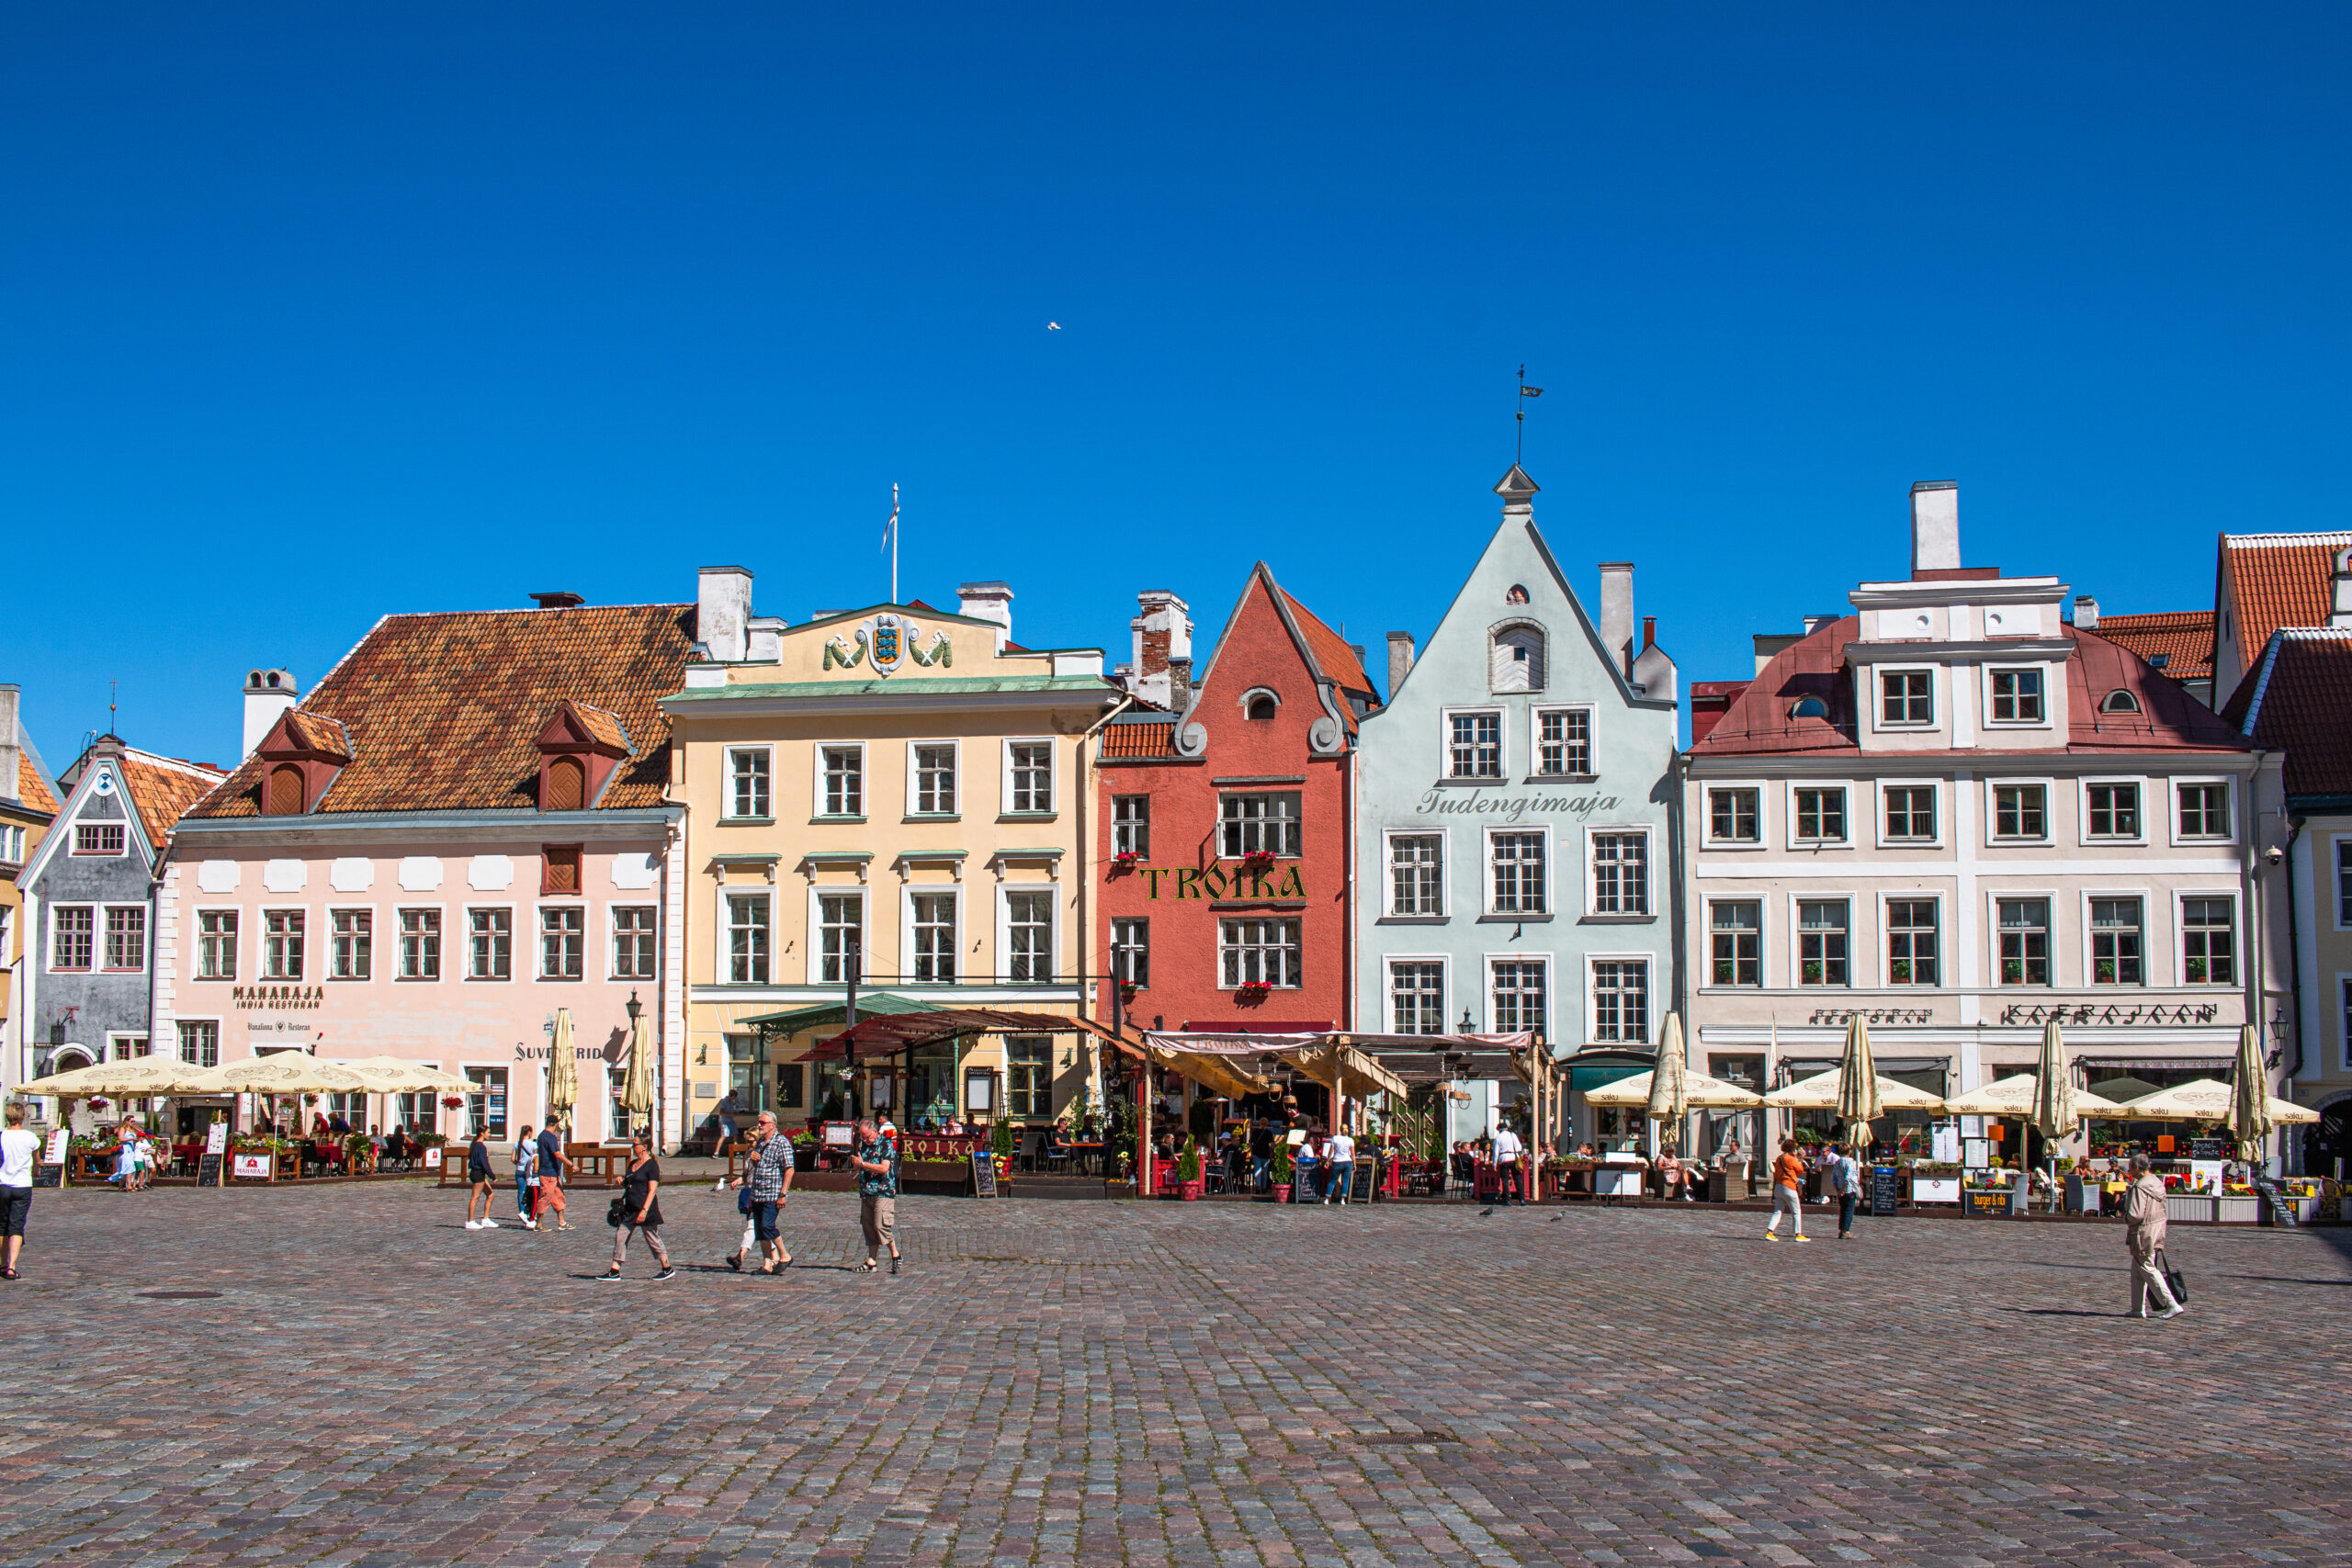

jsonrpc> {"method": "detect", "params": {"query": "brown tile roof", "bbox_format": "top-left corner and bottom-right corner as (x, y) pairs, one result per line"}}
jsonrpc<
(2220, 533), (2352, 674)
(275, 710), (355, 761)
(564, 703), (633, 753)
(1690, 616), (2248, 758)
(187, 603), (694, 818)
(15, 750), (57, 815)
(2093, 611), (2213, 682)
(1278, 589), (1374, 697)
(2222, 628), (2352, 798)
(1101, 721), (1177, 759)
(116, 750), (230, 850)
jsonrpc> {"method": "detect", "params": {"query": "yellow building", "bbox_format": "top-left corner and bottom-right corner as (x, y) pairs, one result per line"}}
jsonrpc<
(662, 571), (1125, 1138)
(1, 687), (59, 1079)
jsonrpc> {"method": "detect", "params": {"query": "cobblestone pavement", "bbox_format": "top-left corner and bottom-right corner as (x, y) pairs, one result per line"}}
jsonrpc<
(5, 1184), (2349, 1567)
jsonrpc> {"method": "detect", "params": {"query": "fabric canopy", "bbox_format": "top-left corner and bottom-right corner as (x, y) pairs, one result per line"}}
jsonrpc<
(2228, 1024), (2277, 1150)
(1765, 1068), (1944, 1112)
(813, 1008), (1142, 1062)
(1583, 1068), (1761, 1110)
(180, 1055), (372, 1095)
(1645, 1014), (1690, 1125)
(1833, 1016), (1884, 1150)
(1941, 1076), (2124, 1117)
(331, 1057), (477, 1094)
(741, 994), (942, 1039)
(16, 1058), (207, 1097)
(546, 1009), (579, 1120)
(2105, 1077), (2319, 1124)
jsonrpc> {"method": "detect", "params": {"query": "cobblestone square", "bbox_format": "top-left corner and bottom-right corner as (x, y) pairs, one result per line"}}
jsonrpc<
(4, 1184), (2348, 1567)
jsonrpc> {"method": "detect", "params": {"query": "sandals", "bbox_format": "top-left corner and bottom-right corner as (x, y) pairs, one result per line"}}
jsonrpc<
(856, 1259), (878, 1273)
(725, 1253), (743, 1272)
(758, 1261), (782, 1276)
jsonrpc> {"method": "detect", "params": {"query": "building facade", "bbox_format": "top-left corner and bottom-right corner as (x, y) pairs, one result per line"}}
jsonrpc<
(162, 606), (692, 1147)
(16, 739), (225, 1090)
(1094, 570), (1378, 1051)
(1682, 482), (2290, 1159)
(663, 570), (1120, 1134)
(1353, 467), (1681, 1136)
(0, 685), (59, 1079)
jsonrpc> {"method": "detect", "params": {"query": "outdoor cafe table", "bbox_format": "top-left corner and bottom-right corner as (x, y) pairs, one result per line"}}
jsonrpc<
(568, 1145), (629, 1188)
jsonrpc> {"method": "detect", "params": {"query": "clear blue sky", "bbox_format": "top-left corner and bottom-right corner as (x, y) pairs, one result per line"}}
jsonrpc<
(5, 6), (2346, 771)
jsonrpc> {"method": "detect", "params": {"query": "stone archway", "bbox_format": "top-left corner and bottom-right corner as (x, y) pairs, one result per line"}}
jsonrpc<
(50, 1046), (94, 1075)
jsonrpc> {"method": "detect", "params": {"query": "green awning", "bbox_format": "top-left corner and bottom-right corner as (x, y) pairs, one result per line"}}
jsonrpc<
(738, 994), (944, 1039)
(1561, 1046), (1658, 1097)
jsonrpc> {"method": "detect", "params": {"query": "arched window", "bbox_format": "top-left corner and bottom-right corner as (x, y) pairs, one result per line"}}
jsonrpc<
(1789, 696), (1829, 719)
(1489, 623), (1547, 694)
(1239, 688), (1280, 720)
(545, 756), (586, 811)
(266, 765), (305, 816)
(2099, 689), (2141, 714)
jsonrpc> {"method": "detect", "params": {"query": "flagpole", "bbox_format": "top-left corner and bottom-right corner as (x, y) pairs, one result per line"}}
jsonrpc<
(890, 483), (899, 605)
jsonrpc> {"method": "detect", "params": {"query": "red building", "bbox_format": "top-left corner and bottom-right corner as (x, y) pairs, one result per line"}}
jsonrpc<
(1095, 568), (1379, 1049)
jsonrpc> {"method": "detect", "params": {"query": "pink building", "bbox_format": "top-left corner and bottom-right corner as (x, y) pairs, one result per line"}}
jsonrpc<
(156, 601), (692, 1146)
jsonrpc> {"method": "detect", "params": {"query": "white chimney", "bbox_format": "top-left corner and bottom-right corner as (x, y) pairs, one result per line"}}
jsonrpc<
(243, 669), (298, 757)
(1598, 563), (1635, 678)
(1124, 591), (1192, 708)
(1910, 481), (1961, 574)
(1387, 632), (1415, 697)
(2073, 594), (2100, 630)
(958, 581), (1013, 652)
(0, 683), (19, 807)
(2333, 547), (2352, 629)
(696, 566), (753, 662)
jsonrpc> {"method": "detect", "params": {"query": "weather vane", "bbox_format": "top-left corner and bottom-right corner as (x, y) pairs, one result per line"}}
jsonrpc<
(1516, 365), (1544, 464)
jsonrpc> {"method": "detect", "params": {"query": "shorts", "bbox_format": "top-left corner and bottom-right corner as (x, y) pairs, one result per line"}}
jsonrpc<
(0, 1185), (28, 1237)
(752, 1200), (781, 1244)
(860, 1193), (896, 1249)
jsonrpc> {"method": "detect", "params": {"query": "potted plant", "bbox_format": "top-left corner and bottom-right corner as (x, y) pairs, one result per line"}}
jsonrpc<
(1111, 849), (1141, 871)
(1237, 980), (1272, 1003)
(991, 1118), (1016, 1184)
(1240, 848), (1276, 874)
(1176, 1136), (1204, 1201)
(1269, 1139), (1293, 1201)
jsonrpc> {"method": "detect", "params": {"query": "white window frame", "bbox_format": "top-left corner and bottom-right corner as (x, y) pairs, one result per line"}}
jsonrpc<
(2336, 834), (2352, 933)
(996, 884), (1058, 983)
(194, 906), (241, 981)
(1486, 954), (1550, 1037)
(1584, 953), (1654, 1045)
(805, 886), (865, 986)
(2078, 775), (2149, 847)
(397, 904), (447, 983)
(902, 886), (958, 985)
(100, 904), (149, 974)
(1112, 795), (1151, 858)
(2081, 886), (2151, 988)
(1218, 916), (1303, 989)
(327, 903), (379, 982)
(1874, 667), (1937, 730)
(1785, 782), (1851, 849)
(906, 739), (961, 818)
(2175, 890), (2239, 988)
(1440, 705), (1506, 781)
(1702, 781), (1768, 850)
(814, 741), (867, 819)
(1983, 664), (2053, 728)
(2168, 776), (2238, 847)
(1218, 791), (1303, 859)
(260, 904), (309, 982)
(1384, 829), (1448, 919)
(464, 903), (514, 982)
(2339, 973), (2352, 1072)
(1984, 777), (2055, 847)
(536, 900), (587, 982)
(49, 903), (96, 972)
(1876, 780), (1943, 849)
(175, 1017), (222, 1069)
(724, 746), (774, 820)
(1582, 825), (1653, 919)
(1988, 886), (2060, 989)
(1881, 893), (1943, 988)
(1483, 826), (1551, 917)
(1002, 738), (1057, 817)
(1789, 892), (1855, 989)
(1704, 898), (1763, 990)
(1530, 705), (1593, 780)
(609, 903), (658, 982)
(1385, 955), (1451, 1035)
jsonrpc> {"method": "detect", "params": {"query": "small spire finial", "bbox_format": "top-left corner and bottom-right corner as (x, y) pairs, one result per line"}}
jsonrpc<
(1515, 365), (1544, 463)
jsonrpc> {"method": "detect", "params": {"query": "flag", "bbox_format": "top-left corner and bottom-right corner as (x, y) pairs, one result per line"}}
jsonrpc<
(880, 482), (898, 553)
(1520, 385), (1544, 398)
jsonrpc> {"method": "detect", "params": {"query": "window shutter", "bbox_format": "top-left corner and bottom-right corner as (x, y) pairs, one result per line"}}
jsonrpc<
(542, 844), (581, 896)
(266, 765), (304, 816)
(546, 757), (585, 812)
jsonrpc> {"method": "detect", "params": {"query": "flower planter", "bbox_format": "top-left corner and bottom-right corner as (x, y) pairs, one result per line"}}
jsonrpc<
(1272, 1184), (1291, 1202)
(1179, 1179), (1204, 1201)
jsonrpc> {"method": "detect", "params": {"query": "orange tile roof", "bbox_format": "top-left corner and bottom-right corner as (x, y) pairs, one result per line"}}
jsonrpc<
(1100, 721), (1177, 759)
(15, 750), (57, 815)
(276, 710), (355, 761)
(1278, 589), (1374, 696)
(2093, 611), (2212, 682)
(187, 603), (694, 818)
(565, 703), (633, 753)
(115, 750), (230, 850)
(2222, 629), (2352, 798)
(2220, 533), (2352, 673)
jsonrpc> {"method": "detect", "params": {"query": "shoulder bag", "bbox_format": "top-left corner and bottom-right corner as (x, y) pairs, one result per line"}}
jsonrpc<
(2155, 1247), (2188, 1304)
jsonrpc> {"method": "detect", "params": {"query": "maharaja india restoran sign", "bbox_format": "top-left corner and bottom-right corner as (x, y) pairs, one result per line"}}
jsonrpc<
(232, 985), (325, 1010)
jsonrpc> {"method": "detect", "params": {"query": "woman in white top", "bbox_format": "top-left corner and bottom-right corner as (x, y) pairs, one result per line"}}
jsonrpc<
(0, 1102), (41, 1279)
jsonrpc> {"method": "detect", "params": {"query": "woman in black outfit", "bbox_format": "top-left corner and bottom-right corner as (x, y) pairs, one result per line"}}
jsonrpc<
(602, 1131), (673, 1281)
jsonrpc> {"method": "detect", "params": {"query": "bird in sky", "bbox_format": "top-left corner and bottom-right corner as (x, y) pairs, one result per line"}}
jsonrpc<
(1046, 321), (1060, 330)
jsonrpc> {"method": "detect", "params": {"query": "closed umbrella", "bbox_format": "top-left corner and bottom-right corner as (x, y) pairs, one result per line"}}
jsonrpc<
(546, 1009), (579, 1127)
(2228, 1023), (2276, 1164)
(621, 1007), (656, 1133)
(2029, 1020), (2079, 1184)
(1833, 1015), (1883, 1152)
(1644, 1013), (1690, 1154)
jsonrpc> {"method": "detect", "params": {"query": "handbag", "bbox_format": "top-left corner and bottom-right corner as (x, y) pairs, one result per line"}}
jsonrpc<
(605, 1196), (628, 1228)
(2156, 1247), (2188, 1305)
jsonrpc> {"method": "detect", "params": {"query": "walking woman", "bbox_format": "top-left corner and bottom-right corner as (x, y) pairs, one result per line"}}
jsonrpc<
(601, 1130), (674, 1282)
(0, 1102), (39, 1279)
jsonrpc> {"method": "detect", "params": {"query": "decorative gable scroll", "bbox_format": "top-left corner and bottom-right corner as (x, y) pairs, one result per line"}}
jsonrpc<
(535, 700), (634, 813)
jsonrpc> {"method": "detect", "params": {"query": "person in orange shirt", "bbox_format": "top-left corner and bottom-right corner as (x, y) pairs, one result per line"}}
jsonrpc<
(1764, 1136), (1810, 1241)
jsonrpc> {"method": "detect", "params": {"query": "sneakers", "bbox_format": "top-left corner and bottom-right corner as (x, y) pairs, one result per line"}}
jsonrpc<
(480, 1219), (499, 1229)
(2157, 1303), (2186, 1319)
(1793, 1235), (1812, 1243)
(596, 1268), (621, 1282)
(522, 1219), (537, 1230)
(1764, 1232), (1779, 1241)
(725, 1252), (743, 1272)
(465, 1220), (482, 1230)
(655, 1266), (677, 1282)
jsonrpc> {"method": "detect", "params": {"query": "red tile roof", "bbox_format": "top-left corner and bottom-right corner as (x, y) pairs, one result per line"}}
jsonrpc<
(1101, 721), (1177, 759)
(187, 603), (694, 818)
(2222, 628), (2352, 798)
(1690, 616), (2247, 758)
(2093, 611), (2213, 683)
(1278, 589), (1375, 697)
(116, 750), (230, 851)
(15, 750), (57, 815)
(2220, 533), (2352, 675)
(275, 710), (355, 761)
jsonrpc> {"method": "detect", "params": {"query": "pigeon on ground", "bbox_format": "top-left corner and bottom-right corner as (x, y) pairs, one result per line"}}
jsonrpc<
(1478, 1207), (1495, 1217)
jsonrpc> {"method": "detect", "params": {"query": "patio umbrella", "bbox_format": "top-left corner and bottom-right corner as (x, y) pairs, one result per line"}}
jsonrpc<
(16, 1058), (207, 1098)
(545, 1009), (579, 1127)
(1765, 1069), (1943, 1112)
(621, 1007), (656, 1128)
(1583, 1069), (1762, 1109)
(2109, 1077), (2318, 1126)
(2029, 1020), (2079, 1180)
(1942, 1076), (2123, 1117)
(1643, 1013), (1690, 1153)
(334, 1056), (477, 1095)
(1832, 1015), (1883, 1152)
(182, 1055), (371, 1096)
(2227, 1024), (2276, 1162)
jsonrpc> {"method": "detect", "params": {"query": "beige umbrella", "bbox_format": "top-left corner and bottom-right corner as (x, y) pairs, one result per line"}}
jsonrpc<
(16, 1058), (207, 1098)
(1644, 1013), (1691, 1152)
(621, 1007), (656, 1131)
(334, 1056), (478, 1095)
(182, 1055), (371, 1095)
(2028, 1020), (2079, 1184)
(2228, 1024), (2276, 1159)
(2109, 1077), (2318, 1125)
(1585, 1068), (1762, 1109)
(1942, 1076), (2124, 1117)
(1832, 1015), (1884, 1152)
(1766, 1068), (1943, 1112)
(545, 1009), (579, 1128)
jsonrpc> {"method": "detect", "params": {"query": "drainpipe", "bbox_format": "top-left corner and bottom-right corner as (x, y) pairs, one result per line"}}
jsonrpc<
(2283, 811), (2305, 1080)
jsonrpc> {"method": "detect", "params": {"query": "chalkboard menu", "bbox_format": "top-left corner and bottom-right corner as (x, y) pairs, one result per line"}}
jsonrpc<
(1869, 1165), (1898, 1217)
(31, 1162), (62, 1190)
(1350, 1158), (1377, 1203)
(195, 1153), (224, 1189)
(969, 1150), (998, 1199)
(1295, 1167), (1317, 1204)
(1966, 1189), (2011, 1217)
(2189, 1137), (2226, 1160)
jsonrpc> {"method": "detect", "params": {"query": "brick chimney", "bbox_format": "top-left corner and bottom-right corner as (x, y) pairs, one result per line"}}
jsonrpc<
(696, 566), (752, 662)
(1387, 632), (1415, 697)
(0, 683), (18, 806)
(1122, 591), (1193, 709)
(958, 581), (1014, 652)
(2073, 594), (2099, 630)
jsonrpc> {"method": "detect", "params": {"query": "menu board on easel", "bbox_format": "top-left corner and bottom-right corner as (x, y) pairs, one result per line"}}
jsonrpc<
(32, 1129), (68, 1189)
(196, 1122), (227, 1188)
(1869, 1165), (1899, 1216)
(969, 1150), (999, 1198)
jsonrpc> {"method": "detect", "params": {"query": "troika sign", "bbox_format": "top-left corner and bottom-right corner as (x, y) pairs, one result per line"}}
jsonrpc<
(1118, 865), (1307, 900)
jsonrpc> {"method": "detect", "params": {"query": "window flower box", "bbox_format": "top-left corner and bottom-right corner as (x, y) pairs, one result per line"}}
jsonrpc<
(1239, 850), (1277, 874)
(1236, 980), (1272, 1002)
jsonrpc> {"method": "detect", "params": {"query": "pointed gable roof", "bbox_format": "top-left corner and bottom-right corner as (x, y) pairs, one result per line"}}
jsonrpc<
(2222, 627), (2352, 800)
(2219, 532), (2352, 679)
(258, 709), (356, 762)
(118, 750), (232, 850)
(14, 749), (58, 815)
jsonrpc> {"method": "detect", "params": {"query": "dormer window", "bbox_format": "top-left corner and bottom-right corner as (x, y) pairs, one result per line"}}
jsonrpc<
(2099, 689), (2141, 714)
(1789, 696), (1829, 719)
(253, 708), (353, 817)
(267, 766), (304, 815)
(545, 756), (586, 811)
(1489, 623), (1546, 694)
(534, 701), (634, 815)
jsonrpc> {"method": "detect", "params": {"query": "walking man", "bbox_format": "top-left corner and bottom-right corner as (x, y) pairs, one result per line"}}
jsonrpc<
(1829, 1143), (1860, 1240)
(512, 1122), (539, 1228)
(741, 1111), (795, 1274)
(464, 1123), (499, 1228)
(0, 1102), (40, 1279)
(848, 1117), (901, 1275)
(716, 1089), (741, 1151)
(536, 1118), (573, 1232)
(1491, 1120), (1525, 1205)
(2121, 1154), (2183, 1318)
(1764, 1137), (1809, 1241)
